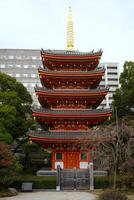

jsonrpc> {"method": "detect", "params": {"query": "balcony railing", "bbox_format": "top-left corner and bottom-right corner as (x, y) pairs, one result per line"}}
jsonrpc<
(41, 49), (102, 56)
(29, 129), (114, 140)
(32, 107), (112, 115)
(35, 85), (109, 93)
(38, 66), (105, 73)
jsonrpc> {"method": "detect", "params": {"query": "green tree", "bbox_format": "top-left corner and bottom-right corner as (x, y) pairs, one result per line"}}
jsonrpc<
(0, 72), (33, 142)
(113, 61), (134, 117)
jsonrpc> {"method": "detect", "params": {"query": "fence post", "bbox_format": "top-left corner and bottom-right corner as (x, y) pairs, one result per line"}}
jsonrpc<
(89, 162), (94, 190)
(56, 165), (61, 191)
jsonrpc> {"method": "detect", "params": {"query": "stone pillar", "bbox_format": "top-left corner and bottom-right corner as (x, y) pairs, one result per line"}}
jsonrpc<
(89, 162), (94, 190)
(56, 165), (61, 191)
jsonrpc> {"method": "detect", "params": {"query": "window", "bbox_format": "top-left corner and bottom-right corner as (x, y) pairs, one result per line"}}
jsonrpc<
(108, 84), (118, 87)
(15, 74), (20, 77)
(56, 153), (62, 160)
(81, 152), (87, 160)
(107, 66), (117, 70)
(16, 56), (22, 59)
(9, 55), (14, 59)
(0, 65), (5, 68)
(107, 72), (117, 75)
(31, 74), (36, 78)
(32, 56), (36, 60)
(31, 65), (36, 68)
(24, 65), (28, 68)
(23, 74), (28, 77)
(16, 65), (21, 68)
(108, 78), (118, 81)
(8, 64), (13, 67)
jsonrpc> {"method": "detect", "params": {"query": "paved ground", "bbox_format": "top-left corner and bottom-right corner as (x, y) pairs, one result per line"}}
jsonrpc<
(1, 191), (97, 200)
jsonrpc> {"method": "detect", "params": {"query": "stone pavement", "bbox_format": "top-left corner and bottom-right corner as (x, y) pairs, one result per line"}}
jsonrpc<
(1, 191), (97, 200)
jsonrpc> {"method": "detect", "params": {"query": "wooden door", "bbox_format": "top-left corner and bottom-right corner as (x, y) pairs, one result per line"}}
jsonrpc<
(65, 152), (79, 169)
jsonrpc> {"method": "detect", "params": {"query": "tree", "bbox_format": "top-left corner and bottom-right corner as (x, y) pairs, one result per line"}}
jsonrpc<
(113, 61), (134, 117)
(0, 72), (33, 142)
(0, 141), (21, 190)
(93, 117), (134, 188)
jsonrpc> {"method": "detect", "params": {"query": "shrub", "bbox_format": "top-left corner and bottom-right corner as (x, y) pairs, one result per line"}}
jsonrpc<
(0, 141), (22, 190)
(10, 175), (56, 189)
(98, 189), (128, 200)
(94, 177), (113, 189)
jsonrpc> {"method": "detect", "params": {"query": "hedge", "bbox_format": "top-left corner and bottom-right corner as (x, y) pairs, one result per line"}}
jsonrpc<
(10, 175), (133, 190)
(10, 175), (56, 189)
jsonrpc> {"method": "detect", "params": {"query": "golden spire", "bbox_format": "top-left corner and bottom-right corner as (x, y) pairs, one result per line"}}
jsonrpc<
(66, 6), (74, 50)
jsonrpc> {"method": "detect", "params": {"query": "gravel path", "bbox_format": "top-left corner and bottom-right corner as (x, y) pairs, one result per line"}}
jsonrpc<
(1, 191), (96, 200)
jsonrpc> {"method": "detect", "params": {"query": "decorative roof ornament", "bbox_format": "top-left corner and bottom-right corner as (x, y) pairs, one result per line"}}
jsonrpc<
(66, 6), (74, 50)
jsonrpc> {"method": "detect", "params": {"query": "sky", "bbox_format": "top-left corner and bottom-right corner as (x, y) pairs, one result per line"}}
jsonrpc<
(0, 0), (134, 71)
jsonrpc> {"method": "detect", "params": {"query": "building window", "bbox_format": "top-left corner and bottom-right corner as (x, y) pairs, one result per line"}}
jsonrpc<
(31, 65), (36, 68)
(108, 78), (118, 81)
(32, 56), (36, 60)
(31, 74), (36, 78)
(107, 72), (118, 75)
(81, 152), (87, 160)
(16, 65), (21, 68)
(107, 66), (117, 69)
(108, 84), (118, 87)
(56, 153), (62, 160)
(8, 64), (13, 67)
(0, 65), (5, 68)
(9, 55), (14, 59)
(23, 74), (28, 77)
(15, 74), (20, 77)
(24, 65), (28, 68)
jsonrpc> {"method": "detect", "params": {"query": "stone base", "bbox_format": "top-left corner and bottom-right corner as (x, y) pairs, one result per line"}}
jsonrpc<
(36, 170), (56, 176)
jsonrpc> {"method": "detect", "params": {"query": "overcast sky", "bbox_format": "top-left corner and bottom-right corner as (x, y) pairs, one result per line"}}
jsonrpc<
(0, 0), (134, 71)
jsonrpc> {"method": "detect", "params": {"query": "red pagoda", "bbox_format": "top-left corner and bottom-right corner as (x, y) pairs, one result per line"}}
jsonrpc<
(29, 6), (112, 170)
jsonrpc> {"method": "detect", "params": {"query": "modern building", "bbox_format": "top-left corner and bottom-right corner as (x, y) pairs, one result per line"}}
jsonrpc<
(99, 62), (119, 108)
(0, 49), (119, 108)
(0, 49), (41, 98)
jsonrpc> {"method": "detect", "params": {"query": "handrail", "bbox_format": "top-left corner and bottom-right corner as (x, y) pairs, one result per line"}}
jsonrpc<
(29, 130), (115, 139)
(41, 49), (102, 56)
(32, 107), (112, 115)
(38, 66), (105, 73)
(35, 85), (109, 93)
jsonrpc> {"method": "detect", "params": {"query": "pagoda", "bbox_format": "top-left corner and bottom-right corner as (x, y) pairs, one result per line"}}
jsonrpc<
(29, 6), (112, 170)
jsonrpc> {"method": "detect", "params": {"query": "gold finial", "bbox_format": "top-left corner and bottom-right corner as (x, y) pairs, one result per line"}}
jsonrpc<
(66, 6), (74, 50)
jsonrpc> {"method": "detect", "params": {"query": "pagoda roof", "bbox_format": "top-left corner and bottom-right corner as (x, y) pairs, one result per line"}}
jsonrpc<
(35, 86), (108, 109)
(41, 49), (102, 57)
(38, 67), (105, 77)
(35, 86), (108, 96)
(32, 108), (112, 118)
(29, 130), (114, 143)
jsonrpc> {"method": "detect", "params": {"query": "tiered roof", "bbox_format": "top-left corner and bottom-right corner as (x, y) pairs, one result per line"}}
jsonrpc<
(41, 49), (102, 71)
(30, 48), (112, 143)
(29, 130), (114, 144)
